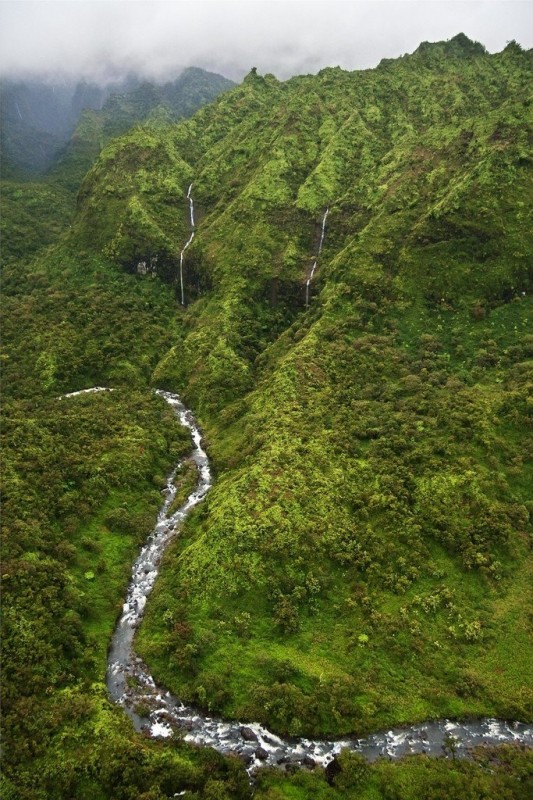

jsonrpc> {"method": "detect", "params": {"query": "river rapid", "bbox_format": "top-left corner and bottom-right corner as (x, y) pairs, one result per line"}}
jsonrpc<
(65, 388), (531, 773)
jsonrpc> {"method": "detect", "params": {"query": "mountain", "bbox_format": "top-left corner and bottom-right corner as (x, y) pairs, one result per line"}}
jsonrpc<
(1, 34), (532, 800)
(0, 68), (234, 178)
(49, 67), (235, 191)
(71, 33), (533, 735)
(0, 67), (235, 263)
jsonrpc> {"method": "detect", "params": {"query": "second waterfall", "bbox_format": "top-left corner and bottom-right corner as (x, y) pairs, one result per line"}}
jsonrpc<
(179, 183), (195, 306)
(305, 207), (329, 308)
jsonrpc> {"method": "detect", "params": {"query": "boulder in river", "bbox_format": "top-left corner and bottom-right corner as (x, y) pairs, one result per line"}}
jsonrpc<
(285, 762), (300, 775)
(255, 746), (269, 760)
(240, 726), (258, 742)
(325, 756), (342, 785)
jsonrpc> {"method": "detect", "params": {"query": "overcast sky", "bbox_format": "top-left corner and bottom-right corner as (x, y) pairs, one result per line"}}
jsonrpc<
(1, 0), (531, 83)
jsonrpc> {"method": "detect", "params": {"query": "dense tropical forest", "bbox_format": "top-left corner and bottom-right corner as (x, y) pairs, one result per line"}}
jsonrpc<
(1, 34), (532, 798)
(0, 67), (235, 259)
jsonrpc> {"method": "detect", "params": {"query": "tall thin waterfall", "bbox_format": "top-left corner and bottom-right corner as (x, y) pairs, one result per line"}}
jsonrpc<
(305, 208), (329, 308)
(187, 182), (195, 227)
(179, 183), (195, 306)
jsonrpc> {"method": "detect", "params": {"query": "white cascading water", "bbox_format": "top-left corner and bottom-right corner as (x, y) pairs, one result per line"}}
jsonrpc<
(187, 182), (195, 227)
(305, 207), (329, 308)
(179, 183), (195, 306)
(57, 388), (533, 773)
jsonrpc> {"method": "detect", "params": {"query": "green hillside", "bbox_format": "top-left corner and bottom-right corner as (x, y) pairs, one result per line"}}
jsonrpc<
(0, 68), (234, 263)
(50, 67), (235, 192)
(68, 35), (533, 736)
(1, 34), (532, 799)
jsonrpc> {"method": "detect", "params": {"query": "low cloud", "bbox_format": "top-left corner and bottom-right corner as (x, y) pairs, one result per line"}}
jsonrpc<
(1, 1), (531, 83)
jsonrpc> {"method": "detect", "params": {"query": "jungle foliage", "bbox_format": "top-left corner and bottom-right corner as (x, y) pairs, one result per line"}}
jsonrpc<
(0, 67), (234, 263)
(1, 34), (532, 798)
(120, 35), (532, 737)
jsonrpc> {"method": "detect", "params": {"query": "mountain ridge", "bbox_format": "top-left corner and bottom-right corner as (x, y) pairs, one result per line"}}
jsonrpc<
(0, 66), (235, 177)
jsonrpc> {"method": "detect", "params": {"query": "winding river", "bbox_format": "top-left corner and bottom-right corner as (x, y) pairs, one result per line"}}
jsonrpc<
(60, 388), (533, 772)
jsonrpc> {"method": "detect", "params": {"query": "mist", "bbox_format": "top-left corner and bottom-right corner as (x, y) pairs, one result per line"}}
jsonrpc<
(1, 0), (532, 84)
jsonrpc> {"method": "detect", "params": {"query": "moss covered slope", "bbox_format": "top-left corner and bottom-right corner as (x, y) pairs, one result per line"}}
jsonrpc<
(119, 39), (533, 737)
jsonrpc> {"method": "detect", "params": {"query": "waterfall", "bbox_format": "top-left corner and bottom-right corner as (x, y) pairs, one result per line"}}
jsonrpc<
(317, 207), (329, 254)
(187, 182), (195, 227)
(305, 208), (329, 308)
(179, 184), (195, 306)
(305, 260), (318, 308)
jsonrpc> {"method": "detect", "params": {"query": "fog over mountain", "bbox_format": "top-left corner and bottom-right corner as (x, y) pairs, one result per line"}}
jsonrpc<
(1, 0), (532, 83)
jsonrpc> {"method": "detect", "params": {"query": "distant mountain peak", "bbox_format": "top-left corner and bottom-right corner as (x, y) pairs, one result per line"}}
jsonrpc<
(414, 32), (487, 58)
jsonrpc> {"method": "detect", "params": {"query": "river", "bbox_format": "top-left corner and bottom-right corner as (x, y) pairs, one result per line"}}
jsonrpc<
(62, 388), (531, 773)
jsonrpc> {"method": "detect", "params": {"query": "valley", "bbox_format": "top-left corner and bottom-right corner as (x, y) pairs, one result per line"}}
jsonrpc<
(1, 33), (532, 800)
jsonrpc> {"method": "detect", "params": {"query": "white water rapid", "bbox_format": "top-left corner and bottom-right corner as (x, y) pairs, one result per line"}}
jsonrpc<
(61, 388), (532, 773)
(305, 208), (329, 308)
(179, 183), (195, 306)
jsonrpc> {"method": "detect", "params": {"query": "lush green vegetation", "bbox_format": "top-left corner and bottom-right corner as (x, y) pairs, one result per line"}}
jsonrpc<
(0, 180), (75, 262)
(130, 36), (532, 737)
(2, 34), (532, 798)
(253, 745), (533, 799)
(1, 263), (252, 799)
(1, 251), (183, 398)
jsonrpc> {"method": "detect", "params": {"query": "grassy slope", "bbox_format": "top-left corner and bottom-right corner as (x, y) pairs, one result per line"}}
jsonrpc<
(253, 745), (533, 799)
(132, 40), (533, 736)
